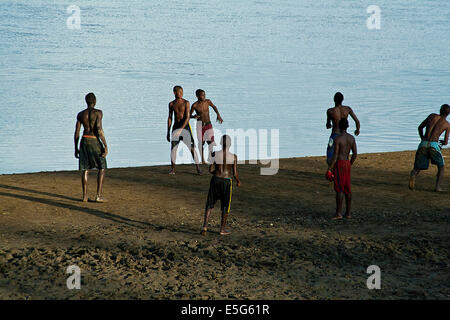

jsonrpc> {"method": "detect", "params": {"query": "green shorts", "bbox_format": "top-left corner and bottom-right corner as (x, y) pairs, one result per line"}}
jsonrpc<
(413, 141), (444, 170)
(79, 137), (107, 170)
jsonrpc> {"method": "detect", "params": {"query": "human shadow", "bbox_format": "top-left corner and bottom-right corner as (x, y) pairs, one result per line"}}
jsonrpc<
(0, 183), (79, 202)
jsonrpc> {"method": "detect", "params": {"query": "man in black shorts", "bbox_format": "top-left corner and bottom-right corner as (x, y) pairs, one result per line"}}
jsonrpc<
(166, 86), (201, 175)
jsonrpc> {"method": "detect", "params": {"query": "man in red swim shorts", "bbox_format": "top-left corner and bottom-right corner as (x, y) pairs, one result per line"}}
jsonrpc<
(190, 89), (224, 164)
(327, 118), (357, 219)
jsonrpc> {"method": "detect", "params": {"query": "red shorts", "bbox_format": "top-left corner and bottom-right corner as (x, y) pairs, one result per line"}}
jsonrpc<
(197, 121), (215, 144)
(333, 160), (351, 195)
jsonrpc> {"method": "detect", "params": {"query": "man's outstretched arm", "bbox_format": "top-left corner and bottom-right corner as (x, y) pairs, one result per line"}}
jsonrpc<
(349, 108), (360, 136)
(74, 117), (81, 159)
(209, 100), (223, 123)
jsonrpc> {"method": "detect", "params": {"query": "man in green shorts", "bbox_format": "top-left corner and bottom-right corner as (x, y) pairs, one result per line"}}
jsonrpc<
(409, 104), (450, 192)
(74, 93), (108, 202)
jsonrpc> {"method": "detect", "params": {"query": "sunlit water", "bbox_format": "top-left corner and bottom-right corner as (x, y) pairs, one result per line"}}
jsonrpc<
(0, 0), (449, 174)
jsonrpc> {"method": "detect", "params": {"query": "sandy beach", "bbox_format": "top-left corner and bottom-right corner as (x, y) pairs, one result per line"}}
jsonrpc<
(0, 150), (449, 300)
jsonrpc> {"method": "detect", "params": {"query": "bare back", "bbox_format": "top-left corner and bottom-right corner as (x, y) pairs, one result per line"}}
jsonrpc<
(77, 108), (102, 137)
(423, 114), (450, 142)
(327, 105), (352, 134)
(334, 132), (356, 161)
(211, 150), (237, 179)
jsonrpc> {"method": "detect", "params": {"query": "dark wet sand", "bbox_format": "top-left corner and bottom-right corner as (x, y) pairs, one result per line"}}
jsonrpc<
(0, 150), (449, 299)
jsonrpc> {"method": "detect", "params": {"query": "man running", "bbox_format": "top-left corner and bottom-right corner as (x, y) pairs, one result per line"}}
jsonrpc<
(201, 135), (240, 236)
(167, 86), (201, 175)
(74, 92), (108, 202)
(190, 89), (223, 164)
(409, 104), (450, 192)
(327, 118), (357, 219)
(326, 92), (360, 165)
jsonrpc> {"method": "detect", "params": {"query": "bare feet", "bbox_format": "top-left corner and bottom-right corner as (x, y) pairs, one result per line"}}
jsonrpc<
(95, 196), (107, 203)
(219, 230), (232, 235)
(82, 197), (88, 202)
(332, 215), (343, 220)
(409, 175), (415, 190)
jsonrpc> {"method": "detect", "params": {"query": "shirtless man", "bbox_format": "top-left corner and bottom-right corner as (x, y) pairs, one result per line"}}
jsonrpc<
(326, 92), (360, 165)
(74, 92), (108, 202)
(201, 135), (240, 236)
(167, 86), (201, 175)
(327, 119), (357, 219)
(409, 104), (450, 192)
(190, 89), (223, 164)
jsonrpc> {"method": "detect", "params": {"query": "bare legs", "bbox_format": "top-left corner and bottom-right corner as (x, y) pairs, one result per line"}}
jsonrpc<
(81, 169), (106, 202)
(201, 208), (231, 236)
(170, 144), (202, 175)
(81, 170), (88, 202)
(409, 167), (444, 192)
(332, 192), (351, 219)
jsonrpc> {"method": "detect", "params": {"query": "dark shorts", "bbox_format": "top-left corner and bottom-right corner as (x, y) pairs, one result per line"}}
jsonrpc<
(414, 141), (445, 170)
(79, 136), (107, 170)
(171, 123), (195, 149)
(205, 176), (233, 213)
(333, 160), (351, 195)
(327, 132), (340, 165)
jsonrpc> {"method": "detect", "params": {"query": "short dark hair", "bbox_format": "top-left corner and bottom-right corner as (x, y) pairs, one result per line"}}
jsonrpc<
(196, 89), (205, 96)
(221, 135), (231, 148)
(85, 92), (96, 106)
(173, 85), (183, 92)
(334, 92), (344, 105)
(339, 118), (349, 131)
(440, 104), (450, 116)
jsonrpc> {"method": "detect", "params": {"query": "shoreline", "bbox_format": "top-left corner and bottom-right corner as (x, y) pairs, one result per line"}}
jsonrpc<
(1, 148), (447, 176)
(1, 149), (449, 299)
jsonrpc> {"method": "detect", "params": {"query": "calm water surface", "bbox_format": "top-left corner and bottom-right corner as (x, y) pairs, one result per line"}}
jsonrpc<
(0, 0), (449, 173)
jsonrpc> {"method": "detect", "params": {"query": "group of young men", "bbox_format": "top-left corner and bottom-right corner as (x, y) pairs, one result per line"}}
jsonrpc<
(73, 89), (449, 233)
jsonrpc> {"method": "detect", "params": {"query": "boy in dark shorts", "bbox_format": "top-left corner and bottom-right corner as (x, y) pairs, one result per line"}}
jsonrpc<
(327, 118), (357, 219)
(409, 104), (450, 192)
(201, 135), (240, 236)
